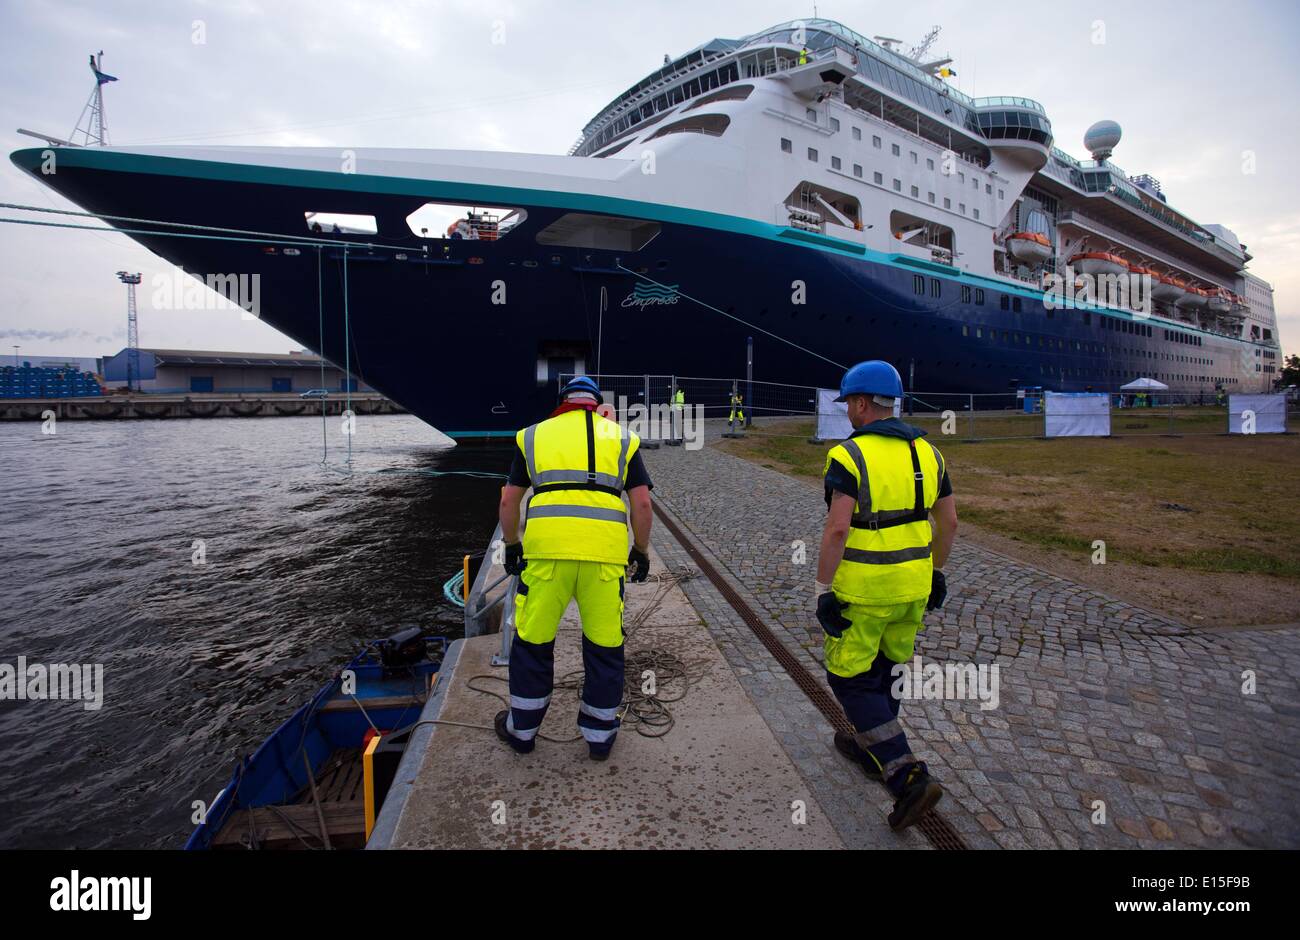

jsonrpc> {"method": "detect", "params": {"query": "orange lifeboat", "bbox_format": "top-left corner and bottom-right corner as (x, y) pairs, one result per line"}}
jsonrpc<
(1067, 251), (1127, 277)
(1005, 231), (1052, 265)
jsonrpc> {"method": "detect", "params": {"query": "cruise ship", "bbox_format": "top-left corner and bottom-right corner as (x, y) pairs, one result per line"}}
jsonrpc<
(11, 18), (1283, 436)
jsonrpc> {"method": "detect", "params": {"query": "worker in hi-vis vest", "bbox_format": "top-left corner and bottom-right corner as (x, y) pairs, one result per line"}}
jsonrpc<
(815, 360), (958, 830)
(728, 390), (745, 427)
(497, 375), (654, 760)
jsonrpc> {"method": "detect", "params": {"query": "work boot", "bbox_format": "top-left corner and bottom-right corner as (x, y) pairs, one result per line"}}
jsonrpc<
(833, 730), (883, 782)
(887, 761), (943, 831)
(494, 709), (535, 754)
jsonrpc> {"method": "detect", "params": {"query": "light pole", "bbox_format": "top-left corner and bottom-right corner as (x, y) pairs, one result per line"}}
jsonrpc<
(12, 345), (19, 369)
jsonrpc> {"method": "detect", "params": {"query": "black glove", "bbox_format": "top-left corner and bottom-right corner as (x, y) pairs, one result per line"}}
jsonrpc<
(503, 541), (526, 577)
(816, 591), (851, 638)
(927, 570), (947, 611)
(627, 545), (650, 583)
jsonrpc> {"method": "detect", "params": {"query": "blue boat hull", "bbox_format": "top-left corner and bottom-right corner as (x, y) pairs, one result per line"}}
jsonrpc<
(11, 147), (1260, 436)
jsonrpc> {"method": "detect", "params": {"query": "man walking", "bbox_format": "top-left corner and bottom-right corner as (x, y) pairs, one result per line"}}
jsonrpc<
(815, 361), (958, 830)
(496, 376), (654, 760)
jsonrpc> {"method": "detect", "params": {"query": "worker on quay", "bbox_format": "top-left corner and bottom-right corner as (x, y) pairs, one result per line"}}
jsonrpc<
(672, 385), (686, 441)
(728, 389), (745, 429)
(495, 375), (654, 760)
(815, 360), (958, 831)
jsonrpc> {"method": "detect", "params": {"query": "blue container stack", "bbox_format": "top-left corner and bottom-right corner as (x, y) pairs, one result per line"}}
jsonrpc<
(0, 365), (105, 398)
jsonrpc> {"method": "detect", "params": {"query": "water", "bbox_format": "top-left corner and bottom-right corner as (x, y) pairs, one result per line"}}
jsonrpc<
(0, 414), (511, 848)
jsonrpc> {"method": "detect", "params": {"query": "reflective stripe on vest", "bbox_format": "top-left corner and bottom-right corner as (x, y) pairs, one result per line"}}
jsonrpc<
(826, 433), (942, 604)
(518, 409), (639, 564)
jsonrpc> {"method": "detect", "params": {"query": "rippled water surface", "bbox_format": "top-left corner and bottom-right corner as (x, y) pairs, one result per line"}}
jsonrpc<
(0, 415), (510, 848)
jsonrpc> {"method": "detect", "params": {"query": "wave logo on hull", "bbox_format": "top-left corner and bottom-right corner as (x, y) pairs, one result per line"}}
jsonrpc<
(621, 282), (681, 308)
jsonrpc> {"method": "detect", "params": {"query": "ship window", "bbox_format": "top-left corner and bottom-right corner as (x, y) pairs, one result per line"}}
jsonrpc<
(808, 147), (819, 161)
(1000, 295), (1010, 311)
(830, 117), (840, 132)
(986, 184), (993, 194)
(853, 127), (862, 140)
(781, 138), (792, 153)
(911, 185), (919, 198)
(961, 285), (971, 303)
(874, 171), (883, 184)
(832, 156), (842, 170)
(873, 135), (882, 149)
(959, 203), (966, 214)
(976, 328), (982, 338)
(913, 274), (925, 295)
(975, 289), (985, 305)
(535, 213), (661, 251)
(646, 113), (730, 140)
(930, 278), (941, 298)
(944, 197), (951, 209)
(807, 108), (817, 122)
(854, 164), (863, 178)
(928, 192), (936, 204)
(927, 158), (935, 171)
(999, 189), (1005, 199)
(305, 211), (378, 235)
(685, 83), (753, 110)
(893, 179), (901, 191)
(974, 209), (980, 220)
(911, 151), (918, 164)
(891, 143), (900, 156)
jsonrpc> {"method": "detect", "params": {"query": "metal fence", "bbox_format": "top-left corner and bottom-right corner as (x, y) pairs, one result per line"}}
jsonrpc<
(560, 373), (1298, 442)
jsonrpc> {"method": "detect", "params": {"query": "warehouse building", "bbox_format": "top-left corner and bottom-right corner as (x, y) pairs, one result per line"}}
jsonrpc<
(100, 348), (373, 394)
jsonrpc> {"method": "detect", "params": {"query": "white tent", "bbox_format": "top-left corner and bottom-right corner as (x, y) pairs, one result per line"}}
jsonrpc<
(1119, 377), (1169, 391)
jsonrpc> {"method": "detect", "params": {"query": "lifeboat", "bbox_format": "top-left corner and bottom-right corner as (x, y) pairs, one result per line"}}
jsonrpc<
(1207, 289), (1232, 315)
(1178, 286), (1209, 309)
(1068, 251), (1128, 277)
(1005, 231), (1053, 265)
(1150, 273), (1185, 304)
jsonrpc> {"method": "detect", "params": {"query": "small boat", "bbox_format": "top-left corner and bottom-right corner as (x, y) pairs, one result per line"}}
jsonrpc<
(1207, 289), (1232, 315)
(1005, 231), (1052, 265)
(1178, 286), (1210, 309)
(1068, 251), (1128, 277)
(1150, 273), (1185, 304)
(186, 629), (448, 850)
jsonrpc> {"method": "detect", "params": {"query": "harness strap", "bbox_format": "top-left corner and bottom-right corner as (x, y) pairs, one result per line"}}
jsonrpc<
(847, 438), (930, 531)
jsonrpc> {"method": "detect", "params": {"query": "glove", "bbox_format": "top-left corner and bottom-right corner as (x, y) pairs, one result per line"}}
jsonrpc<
(627, 545), (650, 583)
(927, 570), (947, 611)
(503, 541), (526, 577)
(816, 589), (851, 639)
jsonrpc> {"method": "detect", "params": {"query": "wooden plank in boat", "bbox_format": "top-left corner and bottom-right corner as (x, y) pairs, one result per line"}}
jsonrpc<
(318, 694), (425, 712)
(212, 801), (366, 850)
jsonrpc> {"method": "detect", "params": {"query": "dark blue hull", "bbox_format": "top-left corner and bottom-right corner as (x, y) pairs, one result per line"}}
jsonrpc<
(13, 147), (1261, 435)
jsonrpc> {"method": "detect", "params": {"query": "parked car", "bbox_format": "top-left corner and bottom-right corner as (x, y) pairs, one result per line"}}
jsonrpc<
(299, 388), (330, 399)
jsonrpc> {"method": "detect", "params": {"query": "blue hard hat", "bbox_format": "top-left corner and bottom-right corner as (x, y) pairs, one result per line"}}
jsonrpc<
(835, 360), (903, 402)
(559, 374), (604, 404)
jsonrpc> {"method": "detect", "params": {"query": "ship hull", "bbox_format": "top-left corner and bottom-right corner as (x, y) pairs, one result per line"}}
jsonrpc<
(11, 147), (1267, 434)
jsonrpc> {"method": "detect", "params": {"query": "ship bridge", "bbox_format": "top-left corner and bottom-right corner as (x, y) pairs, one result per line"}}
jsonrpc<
(570, 18), (1053, 166)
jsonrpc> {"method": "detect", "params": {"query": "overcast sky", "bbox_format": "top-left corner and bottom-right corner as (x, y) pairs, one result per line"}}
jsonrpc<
(1, 0), (1296, 361)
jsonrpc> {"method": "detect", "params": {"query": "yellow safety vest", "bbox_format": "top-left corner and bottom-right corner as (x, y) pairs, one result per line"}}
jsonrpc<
(824, 432), (944, 605)
(518, 409), (639, 564)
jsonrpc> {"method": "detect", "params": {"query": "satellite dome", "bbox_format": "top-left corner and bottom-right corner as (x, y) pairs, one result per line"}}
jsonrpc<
(1084, 120), (1122, 162)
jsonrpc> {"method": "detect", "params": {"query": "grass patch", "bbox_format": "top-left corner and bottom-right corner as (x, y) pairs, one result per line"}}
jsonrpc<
(720, 417), (1300, 581)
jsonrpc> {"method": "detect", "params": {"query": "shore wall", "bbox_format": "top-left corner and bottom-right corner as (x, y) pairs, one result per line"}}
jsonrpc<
(0, 394), (403, 421)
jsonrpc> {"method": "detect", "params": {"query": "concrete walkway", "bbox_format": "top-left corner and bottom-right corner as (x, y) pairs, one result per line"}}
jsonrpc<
(640, 431), (1300, 849)
(376, 547), (843, 849)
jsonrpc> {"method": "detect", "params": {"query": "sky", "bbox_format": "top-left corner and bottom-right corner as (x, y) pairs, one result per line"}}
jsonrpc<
(0, 0), (1297, 361)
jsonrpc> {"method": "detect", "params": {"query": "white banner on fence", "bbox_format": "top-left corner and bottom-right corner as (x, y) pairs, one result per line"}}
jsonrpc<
(1044, 392), (1110, 438)
(1228, 393), (1288, 434)
(815, 389), (900, 441)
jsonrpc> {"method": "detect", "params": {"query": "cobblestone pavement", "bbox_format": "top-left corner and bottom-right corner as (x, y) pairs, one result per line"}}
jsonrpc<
(642, 430), (1300, 849)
